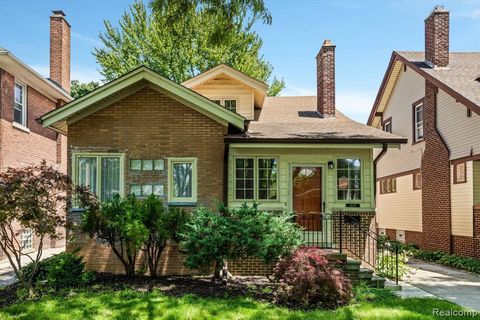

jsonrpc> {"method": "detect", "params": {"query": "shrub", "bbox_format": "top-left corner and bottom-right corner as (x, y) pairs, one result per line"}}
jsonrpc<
(81, 194), (148, 276)
(22, 252), (94, 290)
(181, 203), (302, 283)
(412, 249), (480, 274)
(140, 195), (189, 277)
(273, 247), (351, 308)
(376, 250), (410, 280)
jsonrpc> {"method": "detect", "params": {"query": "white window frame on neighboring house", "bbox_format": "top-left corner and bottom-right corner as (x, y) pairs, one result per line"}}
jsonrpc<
(21, 229), (33, 250)
(14, 81), (27, 127)
(414, 103), (424, 142)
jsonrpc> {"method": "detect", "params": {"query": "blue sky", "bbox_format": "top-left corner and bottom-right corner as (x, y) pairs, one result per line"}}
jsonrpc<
(0, 0), (479, 123)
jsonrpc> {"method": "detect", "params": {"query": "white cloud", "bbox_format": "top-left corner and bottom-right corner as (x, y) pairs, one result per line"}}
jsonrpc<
(72, 32), (103, 47)
(336, 90), (376, 124)
(31, 64), (103, 83)
(282, 85), (315, 96)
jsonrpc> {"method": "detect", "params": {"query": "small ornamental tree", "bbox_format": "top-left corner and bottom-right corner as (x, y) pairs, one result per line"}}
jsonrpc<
(81, 194), (147, 277)
(0, 161), (92, 296)
(181, 203), (302, 283)
(140, 195), (189, 277)
(274, 247), (352, 308)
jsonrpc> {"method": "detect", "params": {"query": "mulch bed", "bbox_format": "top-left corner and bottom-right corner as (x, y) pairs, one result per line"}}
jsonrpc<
(0, 273), (280, 309)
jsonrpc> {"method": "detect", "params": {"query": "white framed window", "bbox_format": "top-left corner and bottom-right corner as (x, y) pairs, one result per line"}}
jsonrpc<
(73, 153), (124, 202)
(383, 118), (392, 133)
(21, 229), (33, 250)
(234, 157), (278, 201)
(211, 98), (237, 113)
(14, 82), (27, 126)
(414, 103), (424, 142)
(336, 158), (362, 201)
(168, 158), (197, 203)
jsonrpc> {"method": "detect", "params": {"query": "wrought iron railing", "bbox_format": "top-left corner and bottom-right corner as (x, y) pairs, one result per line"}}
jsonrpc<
(297, 212), (400, 284)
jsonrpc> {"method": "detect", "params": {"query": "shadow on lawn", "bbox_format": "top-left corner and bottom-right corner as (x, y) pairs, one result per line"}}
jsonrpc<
(1, 289), (478, 320)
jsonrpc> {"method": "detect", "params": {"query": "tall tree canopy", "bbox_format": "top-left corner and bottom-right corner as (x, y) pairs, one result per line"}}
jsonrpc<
(70, 80), (100, 99)
(94, 0), (284, 96)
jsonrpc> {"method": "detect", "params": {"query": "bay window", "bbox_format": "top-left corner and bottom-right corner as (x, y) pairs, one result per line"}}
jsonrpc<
(74, 154), (124, 202)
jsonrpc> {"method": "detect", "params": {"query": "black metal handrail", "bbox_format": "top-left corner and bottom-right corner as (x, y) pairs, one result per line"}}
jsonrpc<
(297, 212), (400, 284)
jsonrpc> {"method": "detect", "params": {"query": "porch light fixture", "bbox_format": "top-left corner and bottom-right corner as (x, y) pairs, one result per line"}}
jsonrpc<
(328, 161), (335, 169)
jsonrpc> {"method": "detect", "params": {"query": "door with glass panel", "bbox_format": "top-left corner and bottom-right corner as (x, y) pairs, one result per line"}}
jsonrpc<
(292, 167), (322, 232)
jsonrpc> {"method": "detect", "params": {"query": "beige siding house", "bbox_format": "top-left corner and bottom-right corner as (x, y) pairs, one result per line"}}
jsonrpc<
(368, 6), (480, 258)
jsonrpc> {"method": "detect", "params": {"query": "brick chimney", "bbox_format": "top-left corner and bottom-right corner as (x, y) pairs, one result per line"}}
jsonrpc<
(316, 40), (336, 117)
(425, 5), (449, 68)
(50, 10), (71, 93)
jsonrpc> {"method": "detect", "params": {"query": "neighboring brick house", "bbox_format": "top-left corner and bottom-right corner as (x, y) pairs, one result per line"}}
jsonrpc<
(0, 11), (72, 261)
(41, 40), (405, 275)
(368, 6), (480, 258)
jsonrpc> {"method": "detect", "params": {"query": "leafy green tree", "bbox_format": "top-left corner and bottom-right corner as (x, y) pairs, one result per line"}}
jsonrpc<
(0, 161), (93, 296)
(70, 80), (101, 99)
(181, 203), (302, 283)
(94, 1), (284, 95)
(81, 194), (147, 277)
(140, 195), (189, 277)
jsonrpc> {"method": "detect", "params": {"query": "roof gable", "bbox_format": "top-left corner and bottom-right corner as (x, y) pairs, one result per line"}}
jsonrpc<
(368, 51), (480, 127)
(182, 64), (268, 108)
(40, 66), (245, 134)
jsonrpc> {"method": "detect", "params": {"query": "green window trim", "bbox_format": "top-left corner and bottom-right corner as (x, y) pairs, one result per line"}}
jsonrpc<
(335, 157), (363, 202)
(72, 153), (125, 203)
(234, 156), (279, 202)
(168, 157), (197, 203)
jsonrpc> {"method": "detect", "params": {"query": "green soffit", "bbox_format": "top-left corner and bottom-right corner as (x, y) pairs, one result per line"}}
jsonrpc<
(40, 66), (246, 130)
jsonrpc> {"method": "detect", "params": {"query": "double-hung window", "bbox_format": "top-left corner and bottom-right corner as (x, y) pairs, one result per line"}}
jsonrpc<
(74, 154), (124, 202)
(235, 157), (278, 201)
(14, 82), (27, 126)
(337, 158), (362, 200)
(168, 158), (197, 203)
(414, 103), (424, 142)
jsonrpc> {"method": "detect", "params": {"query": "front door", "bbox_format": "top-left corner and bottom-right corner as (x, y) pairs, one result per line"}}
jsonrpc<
(292, 166), (322, 231)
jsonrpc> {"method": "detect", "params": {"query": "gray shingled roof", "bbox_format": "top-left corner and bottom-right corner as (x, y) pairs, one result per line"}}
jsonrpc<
(226, 96), (407, 143)
(397, 51), (480, 109)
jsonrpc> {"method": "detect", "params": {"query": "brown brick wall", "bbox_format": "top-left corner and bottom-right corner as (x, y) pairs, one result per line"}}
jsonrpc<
(0, 69), (67, 262)
(228, 258), (275, 276)
(385, 228), (396, 240)
(405, 230), (423, 246)
(474, 206), (480, 258)
(425, 7), (449, 67)
(316, 41), (336, 117)
(50, 12), (71, 93)
(451, 235), (475, 258)
(67, 86), (228, 274)
(421, 81), (451, 252)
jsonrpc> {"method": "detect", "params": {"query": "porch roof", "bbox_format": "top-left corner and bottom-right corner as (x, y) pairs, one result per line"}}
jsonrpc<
(226, 96), (407, 144)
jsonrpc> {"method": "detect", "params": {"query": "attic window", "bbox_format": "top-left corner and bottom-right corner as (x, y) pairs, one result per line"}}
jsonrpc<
(212, 98), (237, 113)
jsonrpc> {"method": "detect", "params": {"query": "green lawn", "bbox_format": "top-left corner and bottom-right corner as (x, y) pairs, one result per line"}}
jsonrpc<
(0, 288), (477, 320)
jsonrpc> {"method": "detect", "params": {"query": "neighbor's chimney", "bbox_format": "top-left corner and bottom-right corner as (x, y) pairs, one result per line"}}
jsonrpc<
(316, 40), (336, 117)
(425, 5), (449, 68)
(50, 10), (71, 93)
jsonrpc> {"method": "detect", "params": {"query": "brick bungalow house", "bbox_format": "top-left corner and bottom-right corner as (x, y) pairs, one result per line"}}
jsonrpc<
(368, 6), (480, 258)
(0, 11), (72, 262)
(40, 40), (406, 275)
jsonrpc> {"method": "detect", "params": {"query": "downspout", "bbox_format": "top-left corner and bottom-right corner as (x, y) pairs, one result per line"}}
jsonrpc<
(373, 143), (388, 228)
(373, 144), (388, 198)
(223, 142), (230, 207)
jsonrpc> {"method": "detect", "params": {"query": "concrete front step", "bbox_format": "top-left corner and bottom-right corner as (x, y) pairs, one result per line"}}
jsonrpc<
(326, 250), (387, 288)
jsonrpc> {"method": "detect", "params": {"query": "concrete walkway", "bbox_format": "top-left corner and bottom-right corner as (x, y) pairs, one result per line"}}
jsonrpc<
(0, 247), (65, 288)
(401, 259), (480, 311)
